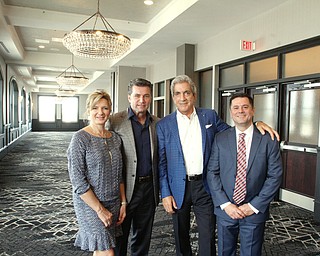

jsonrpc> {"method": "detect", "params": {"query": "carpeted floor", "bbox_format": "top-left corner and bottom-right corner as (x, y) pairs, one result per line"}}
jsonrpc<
(0, 132), (320, 256)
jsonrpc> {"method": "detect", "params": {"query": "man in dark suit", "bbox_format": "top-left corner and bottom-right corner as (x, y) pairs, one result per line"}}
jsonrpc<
(156, 75), (279, 256)
(207, 93), (283, 256)
(108, 78), (159, 256)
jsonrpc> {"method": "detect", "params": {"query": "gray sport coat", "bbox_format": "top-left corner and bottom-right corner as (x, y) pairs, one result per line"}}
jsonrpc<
(107, 109), (160, 205)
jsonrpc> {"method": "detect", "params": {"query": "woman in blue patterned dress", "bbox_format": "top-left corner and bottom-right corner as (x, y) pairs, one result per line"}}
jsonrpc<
(68, 90), (126, 256)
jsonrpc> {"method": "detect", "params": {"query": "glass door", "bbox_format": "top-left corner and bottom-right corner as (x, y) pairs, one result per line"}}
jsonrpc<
(219, 88), (244, 126)
(247, 84), (279, 130)
(281, 81), (320, 199)
(38, 96), (79, 131)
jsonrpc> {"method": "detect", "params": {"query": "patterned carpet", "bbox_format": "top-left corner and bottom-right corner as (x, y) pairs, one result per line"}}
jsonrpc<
(0, 132), (320, 256)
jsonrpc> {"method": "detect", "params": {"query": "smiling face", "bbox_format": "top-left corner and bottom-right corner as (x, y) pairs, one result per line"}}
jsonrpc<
(230, 96), (255, 130)
(172, 82), (196, 117)
(89, 98), (111, 126)
(128, 85), (152, 116)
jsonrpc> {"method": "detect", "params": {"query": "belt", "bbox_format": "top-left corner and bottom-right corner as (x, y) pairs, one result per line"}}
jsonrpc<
(187, 174), (202, 181)
(138, 175), (152, 183)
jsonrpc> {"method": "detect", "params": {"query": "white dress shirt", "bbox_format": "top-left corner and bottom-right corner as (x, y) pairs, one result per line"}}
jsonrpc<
(235, 125), (253, 167)
(176, 108), (203, 176)
(221, 124), (259, 213)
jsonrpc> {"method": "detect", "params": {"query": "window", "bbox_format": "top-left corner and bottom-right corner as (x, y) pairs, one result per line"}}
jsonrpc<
(10, 79), (19, 127)
(38, 96), (78, 123)
(283, 45), (320, 78)
(38, 96), (55, 122)
(153, 81), (167, 118)
(0, 72), (3, 133)
(220, 64), (244, 88)
(62, 97), (78, 123)
(199, 69), (213, 108)
(247, 56), (278, 83)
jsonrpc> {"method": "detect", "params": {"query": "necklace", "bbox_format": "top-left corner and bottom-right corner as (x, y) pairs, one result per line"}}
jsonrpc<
(89, 126), (110, 142)
(89, 126), (113, 160)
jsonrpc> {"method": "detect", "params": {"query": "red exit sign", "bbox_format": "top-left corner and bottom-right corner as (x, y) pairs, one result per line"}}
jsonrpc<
(240, 40), (255, 51)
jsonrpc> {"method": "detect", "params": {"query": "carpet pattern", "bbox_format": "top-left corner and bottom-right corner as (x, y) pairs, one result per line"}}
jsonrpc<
(0, 132), (320, 255)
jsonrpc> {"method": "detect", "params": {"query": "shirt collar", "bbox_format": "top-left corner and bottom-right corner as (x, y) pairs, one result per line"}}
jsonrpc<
(176, 107), (197, 120)
(128, 107), (153, 123)
(235, 123), (254, 136)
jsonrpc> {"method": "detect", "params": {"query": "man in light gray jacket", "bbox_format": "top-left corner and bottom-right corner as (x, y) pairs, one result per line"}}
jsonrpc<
(108, 78), (159, 256)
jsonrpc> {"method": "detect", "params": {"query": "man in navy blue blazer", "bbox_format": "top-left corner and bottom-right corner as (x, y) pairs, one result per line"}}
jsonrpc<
(207, 93), (283, 256)
(156, 75), (279, 256)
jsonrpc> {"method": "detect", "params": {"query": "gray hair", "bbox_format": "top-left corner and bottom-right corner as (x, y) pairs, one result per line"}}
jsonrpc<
(170, 75), (197, 97)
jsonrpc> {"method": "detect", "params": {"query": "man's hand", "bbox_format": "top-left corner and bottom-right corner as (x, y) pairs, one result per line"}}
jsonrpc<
(224, 204), (246, 219)
(162, 196), (177, 214)
(116, 204), (126, 226)
(255, 121), (280, 141)
(238, 204), (254, 217)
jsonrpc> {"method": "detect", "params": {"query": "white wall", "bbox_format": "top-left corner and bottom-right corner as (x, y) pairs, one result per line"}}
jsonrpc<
(148, 0), (320, 109)
(199, 0), (320, 68)
(147, 54), (176, 83)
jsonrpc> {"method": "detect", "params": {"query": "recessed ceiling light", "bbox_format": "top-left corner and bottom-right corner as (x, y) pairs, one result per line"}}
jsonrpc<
(35, 39), (49, 44)
(52, 37), (63, 42)
(38, 45), (45, 49)
(144, 0), (153, 6)
(24, 47), (38, 51)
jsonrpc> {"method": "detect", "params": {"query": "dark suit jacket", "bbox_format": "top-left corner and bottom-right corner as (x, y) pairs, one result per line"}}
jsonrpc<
(156, 108), (229, 209)
(108, 109), (160, 205)
(207, 126), (283, 223)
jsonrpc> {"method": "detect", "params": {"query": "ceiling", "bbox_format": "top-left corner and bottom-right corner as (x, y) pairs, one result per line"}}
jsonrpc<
(0, 0), (288, 95)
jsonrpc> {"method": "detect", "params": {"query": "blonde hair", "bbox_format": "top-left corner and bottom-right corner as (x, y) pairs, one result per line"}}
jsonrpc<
(85, 90), (112, 116)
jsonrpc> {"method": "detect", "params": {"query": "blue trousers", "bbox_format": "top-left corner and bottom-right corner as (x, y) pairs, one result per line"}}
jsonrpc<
(217, 216), (265, 256)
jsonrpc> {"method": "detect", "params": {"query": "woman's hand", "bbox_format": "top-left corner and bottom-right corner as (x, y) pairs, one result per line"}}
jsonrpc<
(96, 207), (113, 227)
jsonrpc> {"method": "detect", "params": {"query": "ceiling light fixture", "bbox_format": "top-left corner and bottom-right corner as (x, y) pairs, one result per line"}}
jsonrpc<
(63, 0), (131, 59)
(55, 87), (77, 97)
(56, 55), (89, 87)
(144, 0), (154, 5)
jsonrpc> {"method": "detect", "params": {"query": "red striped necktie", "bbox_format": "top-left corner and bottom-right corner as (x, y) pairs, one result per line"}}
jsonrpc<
(233, 133), (247, 205)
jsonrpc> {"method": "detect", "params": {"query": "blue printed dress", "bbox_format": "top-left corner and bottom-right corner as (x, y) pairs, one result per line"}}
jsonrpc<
(67, 129), (122, 251)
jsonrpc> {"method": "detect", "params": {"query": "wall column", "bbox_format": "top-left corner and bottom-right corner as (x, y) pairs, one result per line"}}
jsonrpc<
(176, 44), (195, 80)
(114, 66), (146, 112)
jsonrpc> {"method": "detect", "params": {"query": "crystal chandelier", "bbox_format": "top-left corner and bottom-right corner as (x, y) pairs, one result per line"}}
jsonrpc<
(55, 87), (77, 97)
(56, 55), (89, 87)
(63, 0), (131, 59)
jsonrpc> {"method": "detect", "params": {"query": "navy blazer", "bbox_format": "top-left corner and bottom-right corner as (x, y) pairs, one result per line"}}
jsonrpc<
(207, 126), (283, 223)
(156, 108), (229, 209)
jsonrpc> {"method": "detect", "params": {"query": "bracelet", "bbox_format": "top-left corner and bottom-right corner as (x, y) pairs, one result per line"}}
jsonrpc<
(121, 201), (127, 205)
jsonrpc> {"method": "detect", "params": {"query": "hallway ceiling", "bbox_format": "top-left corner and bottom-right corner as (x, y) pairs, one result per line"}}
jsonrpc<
(0, 0), (287, 94)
